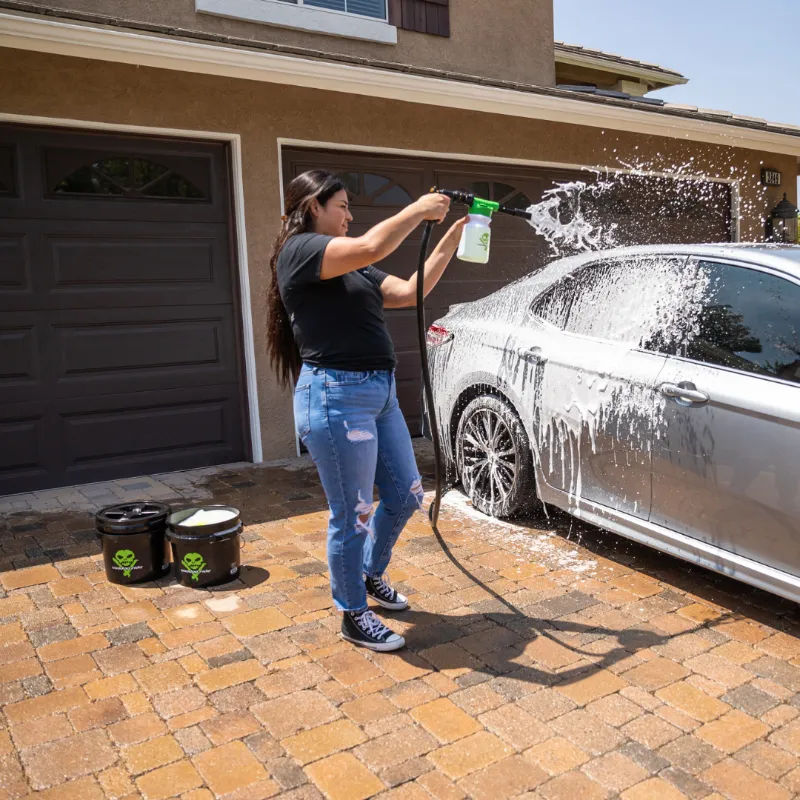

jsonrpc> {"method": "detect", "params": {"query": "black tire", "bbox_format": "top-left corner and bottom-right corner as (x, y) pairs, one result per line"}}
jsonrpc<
(455, 394), (538, 519)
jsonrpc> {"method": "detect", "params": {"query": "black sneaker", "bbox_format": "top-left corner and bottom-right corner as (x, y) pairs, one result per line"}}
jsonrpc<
(341, 609), (405, 652)
(365, 574), (409, 611)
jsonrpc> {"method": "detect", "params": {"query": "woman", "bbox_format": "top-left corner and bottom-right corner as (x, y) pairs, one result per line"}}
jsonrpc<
(267, 170), (466, 651)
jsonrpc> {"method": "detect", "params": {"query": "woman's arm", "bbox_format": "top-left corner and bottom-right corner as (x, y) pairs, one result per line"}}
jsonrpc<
(380, 217), (468, 309)
(320, 194), (450, 280)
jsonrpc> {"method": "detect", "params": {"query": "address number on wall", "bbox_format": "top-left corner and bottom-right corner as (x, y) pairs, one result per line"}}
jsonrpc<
(761, 168), (782, 186)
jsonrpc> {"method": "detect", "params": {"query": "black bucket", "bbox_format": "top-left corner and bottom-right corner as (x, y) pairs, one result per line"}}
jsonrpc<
(96, 502), (171, 585)
(167, 506), (242, 588)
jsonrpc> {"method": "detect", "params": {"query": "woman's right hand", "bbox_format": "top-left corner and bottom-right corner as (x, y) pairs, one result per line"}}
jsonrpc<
(413, 193), (451, 223)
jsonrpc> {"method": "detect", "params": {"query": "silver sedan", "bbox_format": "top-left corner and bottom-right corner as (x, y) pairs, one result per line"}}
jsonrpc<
(426, 244), (800, 602)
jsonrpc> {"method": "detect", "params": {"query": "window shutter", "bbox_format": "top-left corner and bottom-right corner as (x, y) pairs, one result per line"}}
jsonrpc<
(388, 0), (449, 37)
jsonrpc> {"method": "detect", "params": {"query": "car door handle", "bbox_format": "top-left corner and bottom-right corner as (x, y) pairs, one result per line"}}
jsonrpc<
(517, 347), (546, 364)
(659, 382), (709, 405)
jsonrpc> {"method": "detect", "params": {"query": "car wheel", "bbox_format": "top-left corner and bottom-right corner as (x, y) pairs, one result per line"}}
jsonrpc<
(455, 394), (538, 519)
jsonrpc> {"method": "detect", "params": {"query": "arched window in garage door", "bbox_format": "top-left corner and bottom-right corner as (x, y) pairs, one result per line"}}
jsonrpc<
(51, 156), (206, 200)
(338, 171), (414, 206)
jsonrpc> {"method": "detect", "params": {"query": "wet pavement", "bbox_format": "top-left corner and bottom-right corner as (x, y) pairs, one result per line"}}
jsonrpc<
(1, 441), (800, 800)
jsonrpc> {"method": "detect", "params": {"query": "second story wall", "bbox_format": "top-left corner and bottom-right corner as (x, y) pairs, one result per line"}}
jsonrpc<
(17, 0), (555, 85)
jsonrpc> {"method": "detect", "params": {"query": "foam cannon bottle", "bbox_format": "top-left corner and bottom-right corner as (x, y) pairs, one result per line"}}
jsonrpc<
(433, 189), (533, 263)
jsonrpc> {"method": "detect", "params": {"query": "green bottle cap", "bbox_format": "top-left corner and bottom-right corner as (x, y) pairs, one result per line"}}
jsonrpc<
(468, 197), (499, 217)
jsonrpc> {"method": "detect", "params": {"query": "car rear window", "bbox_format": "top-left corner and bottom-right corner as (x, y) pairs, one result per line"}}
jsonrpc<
(530, 274), (577, 329)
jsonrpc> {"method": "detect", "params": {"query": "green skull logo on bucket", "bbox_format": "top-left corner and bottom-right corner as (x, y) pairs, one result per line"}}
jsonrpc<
(181, 552), (207, 582)
(112, 549), (139, 578)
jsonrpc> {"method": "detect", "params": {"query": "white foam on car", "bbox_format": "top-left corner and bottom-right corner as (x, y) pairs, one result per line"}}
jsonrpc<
(429, 157), (758, 519)
(532, 256), (709, 506)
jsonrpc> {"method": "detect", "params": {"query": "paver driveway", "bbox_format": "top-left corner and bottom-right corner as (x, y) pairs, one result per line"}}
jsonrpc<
(1, 445), (799, 800)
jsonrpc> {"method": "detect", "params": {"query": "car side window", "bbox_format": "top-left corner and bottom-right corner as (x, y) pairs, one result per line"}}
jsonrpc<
(562, 256), (691, 353)
(686, 260), (800, 385)
(530, 273), (577, 329)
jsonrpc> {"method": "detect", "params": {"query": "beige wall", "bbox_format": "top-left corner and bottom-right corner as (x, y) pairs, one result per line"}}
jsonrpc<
(1, 48), (796, 460)
(19, 0), (556, 86)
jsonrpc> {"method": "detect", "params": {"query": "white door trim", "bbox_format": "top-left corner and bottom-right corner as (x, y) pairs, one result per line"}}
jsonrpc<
(0, 111), (264, 464)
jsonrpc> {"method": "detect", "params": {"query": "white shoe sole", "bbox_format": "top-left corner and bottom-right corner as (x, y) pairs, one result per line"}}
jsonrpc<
(341, 632), (406, 652)
(367, 594), (410, 611)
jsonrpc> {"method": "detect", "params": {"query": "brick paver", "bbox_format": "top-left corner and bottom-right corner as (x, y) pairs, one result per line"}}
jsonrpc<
(2, 447), (800, 798)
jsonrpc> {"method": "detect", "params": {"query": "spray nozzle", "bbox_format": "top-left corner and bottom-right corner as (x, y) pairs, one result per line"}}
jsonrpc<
(497, 205), (534, 221)
(431, 187), (532, 221)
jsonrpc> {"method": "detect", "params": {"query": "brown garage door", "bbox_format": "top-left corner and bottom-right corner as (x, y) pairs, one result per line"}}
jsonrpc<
(283, 148), (731, 433)
(0, 125), (248, 494)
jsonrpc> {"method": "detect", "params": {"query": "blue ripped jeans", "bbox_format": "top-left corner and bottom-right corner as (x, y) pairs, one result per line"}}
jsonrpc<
(294, 365), (424, 612)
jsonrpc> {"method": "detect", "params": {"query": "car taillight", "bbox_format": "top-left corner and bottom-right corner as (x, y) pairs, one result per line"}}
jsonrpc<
(426, 324), (453, 347)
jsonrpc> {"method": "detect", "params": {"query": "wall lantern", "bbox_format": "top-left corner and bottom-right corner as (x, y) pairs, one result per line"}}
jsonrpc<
(765, 193), (799, 243)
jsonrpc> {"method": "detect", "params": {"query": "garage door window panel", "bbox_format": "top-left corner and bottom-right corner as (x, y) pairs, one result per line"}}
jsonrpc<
(53, 156), (206, 200)
(339, 170), (414, 206)
(46, 149), (211, 202)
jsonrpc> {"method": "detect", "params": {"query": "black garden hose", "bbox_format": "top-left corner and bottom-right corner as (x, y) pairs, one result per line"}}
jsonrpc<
(415, 220), (445, 529)
(415, 220), (522, 615)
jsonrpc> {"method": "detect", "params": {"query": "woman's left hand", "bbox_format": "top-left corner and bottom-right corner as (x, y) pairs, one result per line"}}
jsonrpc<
(381, 216), (468, 308)
(440, 216), (469, 257)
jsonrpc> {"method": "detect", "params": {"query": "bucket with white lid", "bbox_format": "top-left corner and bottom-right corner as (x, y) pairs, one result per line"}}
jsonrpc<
(167, 505), (242, 587)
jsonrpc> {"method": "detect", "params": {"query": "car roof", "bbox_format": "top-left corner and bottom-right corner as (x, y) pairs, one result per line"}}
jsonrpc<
(551, 243), (800, 280)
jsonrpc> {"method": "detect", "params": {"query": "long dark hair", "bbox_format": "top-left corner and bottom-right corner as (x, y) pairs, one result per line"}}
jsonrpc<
(267, 170), (347, 388)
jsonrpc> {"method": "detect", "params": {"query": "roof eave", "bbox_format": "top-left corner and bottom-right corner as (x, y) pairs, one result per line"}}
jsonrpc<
(1, 10), (799, 159)
(554, 50), (688, 88)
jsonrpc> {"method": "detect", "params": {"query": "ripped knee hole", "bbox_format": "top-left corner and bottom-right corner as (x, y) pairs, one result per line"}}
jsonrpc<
(410, 478), (425, 509)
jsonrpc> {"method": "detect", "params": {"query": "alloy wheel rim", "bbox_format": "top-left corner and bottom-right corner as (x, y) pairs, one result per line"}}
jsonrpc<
(460, 409), (518, 508)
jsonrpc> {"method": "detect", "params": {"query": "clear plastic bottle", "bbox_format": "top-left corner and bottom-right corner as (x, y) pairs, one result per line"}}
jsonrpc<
(457, 212), (492, 264)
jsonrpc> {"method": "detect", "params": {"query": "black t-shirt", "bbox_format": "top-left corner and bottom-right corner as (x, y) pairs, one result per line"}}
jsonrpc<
(277, 233), (397, 371)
